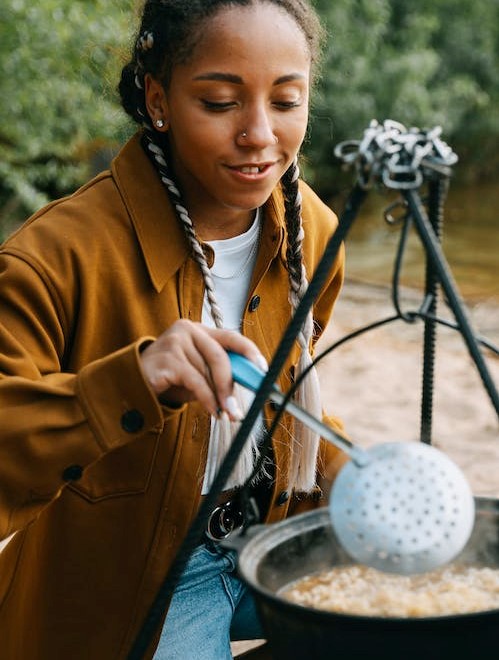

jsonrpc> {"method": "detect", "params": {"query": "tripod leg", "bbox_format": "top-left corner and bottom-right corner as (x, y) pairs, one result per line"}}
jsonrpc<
(420, 178), (448, 443)
(404, 188), (499, 419)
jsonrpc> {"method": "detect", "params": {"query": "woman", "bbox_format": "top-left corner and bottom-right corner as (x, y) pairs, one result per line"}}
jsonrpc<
(0, 1), (347, 658)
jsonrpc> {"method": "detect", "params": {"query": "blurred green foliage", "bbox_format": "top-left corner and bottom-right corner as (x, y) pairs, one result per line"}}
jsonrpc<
(0, 0), (135, 235)
(308, 0), (499, 195)
(0, 0), (498, 235)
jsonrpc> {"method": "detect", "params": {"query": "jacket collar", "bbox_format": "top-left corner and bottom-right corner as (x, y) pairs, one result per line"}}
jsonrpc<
(111, 132), (286, 292)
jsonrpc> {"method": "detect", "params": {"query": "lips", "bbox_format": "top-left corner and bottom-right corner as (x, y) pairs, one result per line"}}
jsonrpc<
(228, 162), (274, 177)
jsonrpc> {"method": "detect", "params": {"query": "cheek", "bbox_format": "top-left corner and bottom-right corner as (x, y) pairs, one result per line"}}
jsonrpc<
(169, 123), (215, 164)
(281, 121), (308, 155)
(279, 107), (309, 143)
(173, 117), (230, 155)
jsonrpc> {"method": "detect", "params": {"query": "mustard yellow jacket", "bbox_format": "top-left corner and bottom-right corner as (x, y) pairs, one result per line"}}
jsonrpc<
(0, 133), (345, 659)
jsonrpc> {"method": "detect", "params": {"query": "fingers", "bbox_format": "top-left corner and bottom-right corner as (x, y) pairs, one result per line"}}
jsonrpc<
(139, 321), (267, 419)
(188, 326), (267, 419)
(192, 327), (270, 419)
(139, 322), (219, 415)
(211, 328), (268, 372)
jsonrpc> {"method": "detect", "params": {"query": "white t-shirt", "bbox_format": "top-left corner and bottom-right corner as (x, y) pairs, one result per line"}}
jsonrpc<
(201, 209), (261, 331)
(201, 209), (262, 493)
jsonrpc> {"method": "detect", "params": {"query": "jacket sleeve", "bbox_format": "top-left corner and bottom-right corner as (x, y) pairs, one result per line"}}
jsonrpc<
(0, 251), (167, 540)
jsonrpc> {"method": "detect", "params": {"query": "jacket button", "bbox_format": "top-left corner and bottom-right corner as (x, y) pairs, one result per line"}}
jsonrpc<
(121, 409), (144, 433)
(276, 490), (289, 506)
(62, 465), (83, 482)
(248, 295), (260, 312)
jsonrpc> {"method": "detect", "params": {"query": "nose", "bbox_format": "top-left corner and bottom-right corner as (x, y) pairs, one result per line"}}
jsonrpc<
(237, 103), (278, 147)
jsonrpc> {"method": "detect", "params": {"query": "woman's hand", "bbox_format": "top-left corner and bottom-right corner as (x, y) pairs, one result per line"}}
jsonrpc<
(139, 320), (267, 419)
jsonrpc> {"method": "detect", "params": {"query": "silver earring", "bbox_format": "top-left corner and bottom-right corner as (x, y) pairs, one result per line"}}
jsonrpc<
(240, 132), (247, 138)
(155, 118), (165, 129)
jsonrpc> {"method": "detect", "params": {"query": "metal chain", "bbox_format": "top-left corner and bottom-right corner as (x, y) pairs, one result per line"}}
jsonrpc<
(334, 119), (458, 189)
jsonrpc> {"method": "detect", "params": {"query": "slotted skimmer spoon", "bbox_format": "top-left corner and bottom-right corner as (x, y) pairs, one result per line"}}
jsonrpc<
(228, 352), (475, 575)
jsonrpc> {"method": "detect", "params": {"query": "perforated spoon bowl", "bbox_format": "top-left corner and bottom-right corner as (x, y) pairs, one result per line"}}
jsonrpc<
(229, 352), (475, 574)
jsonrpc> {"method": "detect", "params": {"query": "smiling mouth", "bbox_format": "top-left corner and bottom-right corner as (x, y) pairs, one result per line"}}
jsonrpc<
(231, 163), (271, 174)
(240, 166), (263, 174)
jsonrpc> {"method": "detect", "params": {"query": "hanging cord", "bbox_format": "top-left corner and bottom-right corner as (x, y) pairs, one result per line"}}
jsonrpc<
(384, 197), (498, 356)
(126, 182), (368, 660)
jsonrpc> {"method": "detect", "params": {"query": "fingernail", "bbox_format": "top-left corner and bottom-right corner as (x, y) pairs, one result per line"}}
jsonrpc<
(255, 354), (268, 372)
(225, 395), (244, 420)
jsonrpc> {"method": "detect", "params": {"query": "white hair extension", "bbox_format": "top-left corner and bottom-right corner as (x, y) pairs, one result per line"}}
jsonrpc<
(137, 31), (154, 52)
(134, 31), (154, 90)
(142, 128), (263, 489)
(288, 278), (323, 492)
(283, 159), (323, 493)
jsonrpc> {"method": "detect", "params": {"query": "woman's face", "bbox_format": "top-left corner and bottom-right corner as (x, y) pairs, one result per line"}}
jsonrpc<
(146, 3), (311, 238)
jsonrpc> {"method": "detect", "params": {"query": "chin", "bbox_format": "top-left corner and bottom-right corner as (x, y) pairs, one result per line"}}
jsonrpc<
(223, 191), (276, 212)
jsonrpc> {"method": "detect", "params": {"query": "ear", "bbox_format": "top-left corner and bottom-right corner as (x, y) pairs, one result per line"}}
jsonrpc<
(144, 74), (169, 131)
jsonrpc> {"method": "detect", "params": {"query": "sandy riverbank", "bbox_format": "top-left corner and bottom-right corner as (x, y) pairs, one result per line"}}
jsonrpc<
(316, 278), (499, 496)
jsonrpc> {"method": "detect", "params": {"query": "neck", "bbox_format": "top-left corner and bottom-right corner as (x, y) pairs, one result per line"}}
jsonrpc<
(193, 208), (257, 241)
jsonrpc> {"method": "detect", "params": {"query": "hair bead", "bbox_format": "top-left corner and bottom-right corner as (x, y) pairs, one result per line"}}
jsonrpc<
(137, 30), (154, 52)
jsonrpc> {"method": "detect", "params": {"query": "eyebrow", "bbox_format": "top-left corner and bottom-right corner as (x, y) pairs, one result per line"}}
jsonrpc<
(193, 72), (306, 85)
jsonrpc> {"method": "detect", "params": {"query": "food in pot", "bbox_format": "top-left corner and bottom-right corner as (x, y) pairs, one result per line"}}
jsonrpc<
(280, 564), (499, 618)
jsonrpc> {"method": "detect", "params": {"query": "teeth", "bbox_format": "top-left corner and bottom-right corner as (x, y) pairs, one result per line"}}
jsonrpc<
(240, 166), (262, 174)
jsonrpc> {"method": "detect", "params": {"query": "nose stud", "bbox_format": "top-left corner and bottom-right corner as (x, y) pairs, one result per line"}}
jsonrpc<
(239, 131), (278, 143)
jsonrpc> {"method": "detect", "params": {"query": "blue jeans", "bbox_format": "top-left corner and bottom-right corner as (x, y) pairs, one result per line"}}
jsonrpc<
(153, 540), (264, 659)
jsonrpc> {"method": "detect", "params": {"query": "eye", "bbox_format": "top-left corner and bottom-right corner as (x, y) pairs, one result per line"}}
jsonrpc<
(201, 99), (236, 112)
(273, 99), (302, 110)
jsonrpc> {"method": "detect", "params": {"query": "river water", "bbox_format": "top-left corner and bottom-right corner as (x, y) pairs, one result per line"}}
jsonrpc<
(331, 181), (498, 304)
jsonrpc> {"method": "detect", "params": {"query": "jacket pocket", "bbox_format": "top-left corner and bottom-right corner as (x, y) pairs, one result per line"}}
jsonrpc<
(68, 433), (160, 502)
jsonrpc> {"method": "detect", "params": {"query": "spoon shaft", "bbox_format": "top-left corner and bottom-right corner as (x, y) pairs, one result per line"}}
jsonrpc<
(228, 352), (368, 466)
(269, 389), (368, 465)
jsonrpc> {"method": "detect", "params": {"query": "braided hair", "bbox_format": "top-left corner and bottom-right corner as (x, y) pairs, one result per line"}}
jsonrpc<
(118, 0), (325, 492)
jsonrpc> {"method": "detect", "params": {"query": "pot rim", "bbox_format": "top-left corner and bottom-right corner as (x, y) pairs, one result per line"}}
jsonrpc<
(237, 495), (499, 623)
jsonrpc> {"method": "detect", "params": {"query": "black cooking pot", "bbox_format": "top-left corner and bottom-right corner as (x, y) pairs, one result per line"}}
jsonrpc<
(235, 497), (499, 660)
